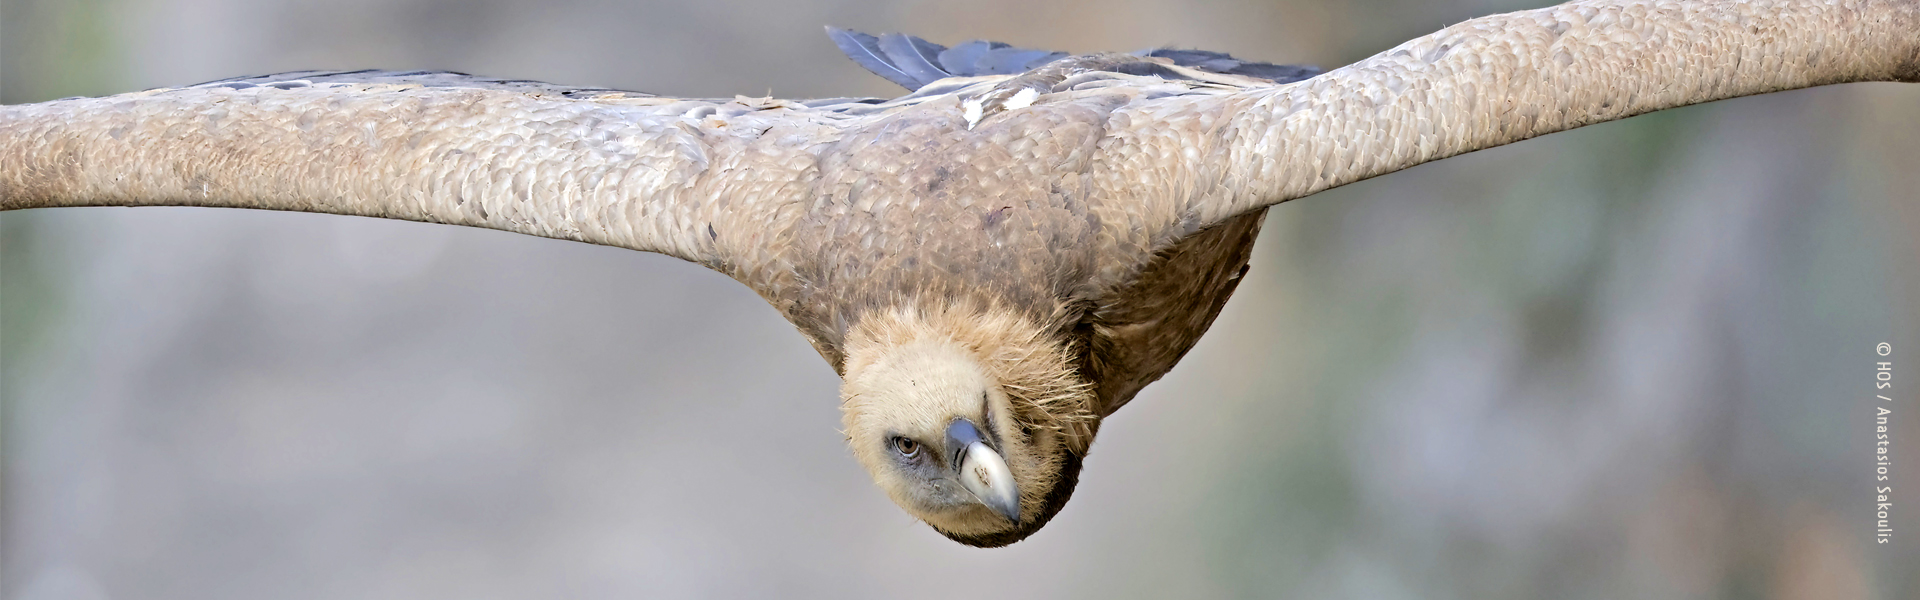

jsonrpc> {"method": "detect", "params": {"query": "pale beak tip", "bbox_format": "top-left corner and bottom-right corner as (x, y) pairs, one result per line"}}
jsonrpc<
(958, 441), (1021, 525)
(948, 419), (1021, 525)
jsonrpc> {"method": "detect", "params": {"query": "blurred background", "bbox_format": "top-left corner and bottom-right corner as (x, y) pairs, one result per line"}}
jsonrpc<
(3, 0), (1916, 597)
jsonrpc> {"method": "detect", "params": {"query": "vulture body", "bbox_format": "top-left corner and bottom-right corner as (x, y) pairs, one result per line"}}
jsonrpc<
(2, 0), (1915, 546)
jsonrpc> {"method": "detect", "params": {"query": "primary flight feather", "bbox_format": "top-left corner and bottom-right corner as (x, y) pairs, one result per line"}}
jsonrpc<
(2, 0), (1915, 546)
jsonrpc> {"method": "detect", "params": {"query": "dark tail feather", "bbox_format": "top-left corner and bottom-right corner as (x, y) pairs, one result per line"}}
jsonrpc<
(875, 33), (952, 88)
(825, 27), (924, 90)
(829, 30), (1324, 90)
(937, 40), (1009, 75)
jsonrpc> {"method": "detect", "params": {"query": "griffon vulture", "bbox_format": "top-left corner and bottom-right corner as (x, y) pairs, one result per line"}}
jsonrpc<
(2, 0), (1914, 547)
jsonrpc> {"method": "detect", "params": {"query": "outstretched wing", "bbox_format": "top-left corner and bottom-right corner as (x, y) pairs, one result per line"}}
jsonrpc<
(1143, 0), (1919, 241)
(0, 70), (880, 288)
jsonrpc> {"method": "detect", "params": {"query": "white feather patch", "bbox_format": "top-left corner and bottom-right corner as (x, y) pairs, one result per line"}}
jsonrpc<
(1002, 87), (1039, 111)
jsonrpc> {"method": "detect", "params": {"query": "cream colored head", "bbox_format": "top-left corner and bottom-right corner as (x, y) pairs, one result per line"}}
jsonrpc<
(840, 305), (1095, 547)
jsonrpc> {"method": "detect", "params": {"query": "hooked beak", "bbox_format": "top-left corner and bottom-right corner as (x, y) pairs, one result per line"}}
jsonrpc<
(946, 419), (1020, 525)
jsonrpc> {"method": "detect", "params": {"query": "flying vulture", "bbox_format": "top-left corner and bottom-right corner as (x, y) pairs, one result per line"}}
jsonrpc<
(2, 0), (1914, 547)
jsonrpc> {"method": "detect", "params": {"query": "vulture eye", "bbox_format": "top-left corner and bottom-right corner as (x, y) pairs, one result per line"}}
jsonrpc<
(891, 436), (921, 458)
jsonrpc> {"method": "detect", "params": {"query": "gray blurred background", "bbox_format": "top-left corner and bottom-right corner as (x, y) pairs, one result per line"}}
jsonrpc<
(3, 0), (1916, 598)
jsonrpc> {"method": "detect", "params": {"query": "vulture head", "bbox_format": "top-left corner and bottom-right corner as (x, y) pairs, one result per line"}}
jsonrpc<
(839, 307), (1094, 546)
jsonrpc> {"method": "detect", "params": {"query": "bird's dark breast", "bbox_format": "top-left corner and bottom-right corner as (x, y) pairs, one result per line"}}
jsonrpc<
(1077, 209), (1267, 416)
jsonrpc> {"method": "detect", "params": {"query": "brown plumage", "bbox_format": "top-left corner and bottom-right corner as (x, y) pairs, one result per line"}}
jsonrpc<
(2, 0), (1915, 546)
